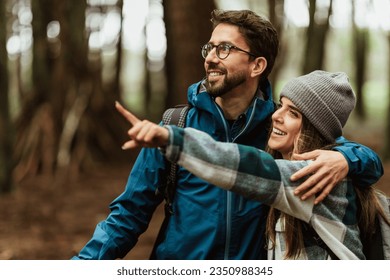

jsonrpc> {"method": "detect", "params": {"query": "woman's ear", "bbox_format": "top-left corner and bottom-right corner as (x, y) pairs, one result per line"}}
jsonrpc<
(251, 57), (267, 78)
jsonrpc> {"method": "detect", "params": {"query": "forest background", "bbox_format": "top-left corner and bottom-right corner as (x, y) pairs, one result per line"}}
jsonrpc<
(0, 0), (389, 260)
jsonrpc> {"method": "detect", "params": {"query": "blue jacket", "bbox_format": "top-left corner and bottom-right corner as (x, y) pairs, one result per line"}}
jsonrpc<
(72, 80), (383, 260)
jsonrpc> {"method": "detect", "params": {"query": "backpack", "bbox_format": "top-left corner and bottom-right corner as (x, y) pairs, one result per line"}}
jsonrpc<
(149, 104), (190, 259)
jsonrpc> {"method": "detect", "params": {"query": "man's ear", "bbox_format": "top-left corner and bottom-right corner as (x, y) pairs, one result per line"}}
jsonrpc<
(251, 57), (267, 78)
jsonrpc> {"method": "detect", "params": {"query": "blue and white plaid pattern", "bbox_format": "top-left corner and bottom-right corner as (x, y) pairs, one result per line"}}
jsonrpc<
(165, 126), (364, 260)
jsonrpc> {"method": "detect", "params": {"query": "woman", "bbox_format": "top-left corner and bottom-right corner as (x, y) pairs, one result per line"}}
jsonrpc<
(116, 70), (389, 259)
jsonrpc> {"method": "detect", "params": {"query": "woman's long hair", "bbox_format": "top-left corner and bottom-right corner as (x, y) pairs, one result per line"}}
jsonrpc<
(355, 187), (390, 240)
(265, 115), (389, 259)
(266, 115), (330, 258)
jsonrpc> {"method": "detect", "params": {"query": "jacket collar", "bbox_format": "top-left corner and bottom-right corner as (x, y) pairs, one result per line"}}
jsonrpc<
(187, 79), (275, 125)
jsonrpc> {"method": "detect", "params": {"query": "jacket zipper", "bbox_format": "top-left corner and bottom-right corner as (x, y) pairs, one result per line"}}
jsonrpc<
(232, 98), (257, 142)
(214, 104), (232, 260)
(214, 100), (257, 259)
(234, 99), (257, 212)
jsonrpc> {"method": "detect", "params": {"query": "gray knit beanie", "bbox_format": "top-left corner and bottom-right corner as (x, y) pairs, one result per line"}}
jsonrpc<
(280, 70), (356, 142)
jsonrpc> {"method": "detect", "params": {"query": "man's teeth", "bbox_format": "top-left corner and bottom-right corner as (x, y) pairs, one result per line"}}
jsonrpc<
(273, 128), (286, 136)
(209, 72), (223, 76)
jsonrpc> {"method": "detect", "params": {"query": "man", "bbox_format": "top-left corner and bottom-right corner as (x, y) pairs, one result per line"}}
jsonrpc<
(72, 9), (383, 260)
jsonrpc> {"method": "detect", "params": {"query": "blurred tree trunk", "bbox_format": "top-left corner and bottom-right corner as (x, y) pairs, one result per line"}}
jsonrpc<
(55, 0), (128, 177)
(0, 0), (14, 193)
(302, 0), (333, 74)
(163, 0), (216, 107)
(14, 0), (84, 180)
(352, 28), (368, 120)
(268, 0), (285, 100)
(352, 1), (368, 120)
(143, 20), (153, 117)
(54, 0), (128, 174)
(384, 33), (390, 161)
(14, 0), (128, 182)
(114, 0), (124, 98)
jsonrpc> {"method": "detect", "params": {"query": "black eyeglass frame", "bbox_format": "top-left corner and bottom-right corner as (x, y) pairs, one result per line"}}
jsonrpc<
(201, 43), (257, 60)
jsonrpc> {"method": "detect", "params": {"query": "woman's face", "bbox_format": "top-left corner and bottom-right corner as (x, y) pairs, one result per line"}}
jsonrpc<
(268, 97), (303, 159)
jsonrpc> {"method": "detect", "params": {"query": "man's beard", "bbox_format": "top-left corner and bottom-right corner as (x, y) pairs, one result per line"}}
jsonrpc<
(205, 69), (247, 97)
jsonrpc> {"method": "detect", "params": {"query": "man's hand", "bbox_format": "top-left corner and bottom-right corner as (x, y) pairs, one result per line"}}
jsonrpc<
(291, 150), (349, 204)
(115, 101), (169, 149)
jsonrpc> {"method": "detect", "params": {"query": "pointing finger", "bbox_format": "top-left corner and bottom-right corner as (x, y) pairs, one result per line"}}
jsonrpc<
(115, 101), (140, 125)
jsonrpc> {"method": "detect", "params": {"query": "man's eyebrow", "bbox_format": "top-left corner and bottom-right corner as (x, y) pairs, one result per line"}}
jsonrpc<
(207, 40), (233, 45)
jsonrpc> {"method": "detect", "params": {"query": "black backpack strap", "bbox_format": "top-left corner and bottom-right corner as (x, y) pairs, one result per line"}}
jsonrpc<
(157, 104), (190, 216)
(149, 104), (190, 259)
(162, 105), (189, 129)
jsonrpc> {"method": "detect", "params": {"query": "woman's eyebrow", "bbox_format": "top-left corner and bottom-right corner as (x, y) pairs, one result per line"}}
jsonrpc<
(287, 104), (302, 114)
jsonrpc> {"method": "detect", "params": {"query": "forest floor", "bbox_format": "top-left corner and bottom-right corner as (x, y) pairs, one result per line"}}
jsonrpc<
(0, 139), (389, 260)
(0, 160), (166, 260)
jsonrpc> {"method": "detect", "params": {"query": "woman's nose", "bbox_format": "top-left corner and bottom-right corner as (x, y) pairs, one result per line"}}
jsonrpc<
(272, 109), (283, 123)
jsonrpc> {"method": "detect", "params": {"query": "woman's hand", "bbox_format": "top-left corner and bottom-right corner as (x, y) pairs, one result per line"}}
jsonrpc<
(115, 101), (169, 149)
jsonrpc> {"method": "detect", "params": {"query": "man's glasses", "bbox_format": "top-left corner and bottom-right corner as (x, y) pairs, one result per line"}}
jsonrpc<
(201, 43), (257, 60)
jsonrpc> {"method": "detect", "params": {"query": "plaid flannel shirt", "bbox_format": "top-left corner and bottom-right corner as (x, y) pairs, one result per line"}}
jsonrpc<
(164, 126), (365, 260)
